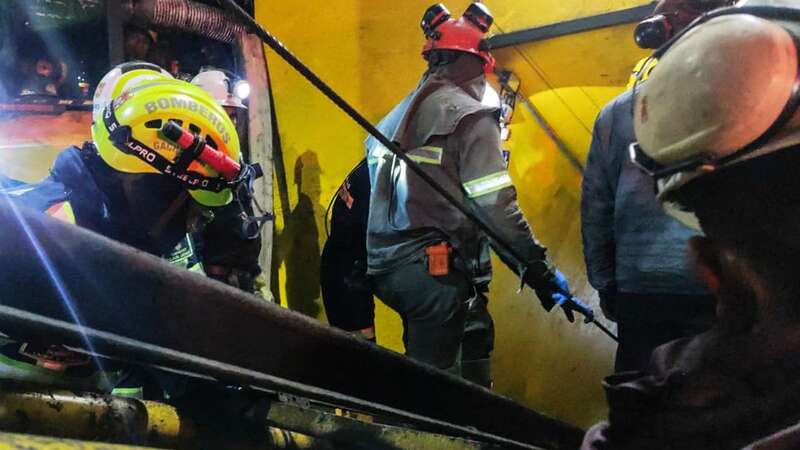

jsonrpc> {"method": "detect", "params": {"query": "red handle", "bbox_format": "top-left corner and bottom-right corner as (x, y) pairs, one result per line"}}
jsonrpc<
(198, 146), (240, 180)
(162, 121), (241, 180)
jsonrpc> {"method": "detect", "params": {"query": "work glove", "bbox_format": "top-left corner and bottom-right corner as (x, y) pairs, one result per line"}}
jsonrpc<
(598, 288), (618, 322)
(531, 269), (594, 323)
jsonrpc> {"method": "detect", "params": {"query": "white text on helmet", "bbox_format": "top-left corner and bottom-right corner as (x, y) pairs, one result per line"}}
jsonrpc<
(144, 97), (232, 144)
(125, 141), (158, 163)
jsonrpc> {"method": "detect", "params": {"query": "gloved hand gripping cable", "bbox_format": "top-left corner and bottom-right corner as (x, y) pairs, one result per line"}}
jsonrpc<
(217, 0), (617, 342)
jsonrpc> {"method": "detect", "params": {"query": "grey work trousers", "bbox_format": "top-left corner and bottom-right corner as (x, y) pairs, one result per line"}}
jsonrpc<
(374, 260), (494, 385)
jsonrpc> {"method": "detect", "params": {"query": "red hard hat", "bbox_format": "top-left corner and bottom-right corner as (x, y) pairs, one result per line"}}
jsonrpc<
(421, 3), (496, 73)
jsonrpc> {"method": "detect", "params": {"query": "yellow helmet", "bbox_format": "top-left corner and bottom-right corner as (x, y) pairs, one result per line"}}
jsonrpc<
(92, 61), (172, 126)
(92, 79), (241, 207)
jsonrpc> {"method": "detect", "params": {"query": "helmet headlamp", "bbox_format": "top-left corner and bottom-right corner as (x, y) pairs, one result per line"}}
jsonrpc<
(463, 2), (493, 32)
(421, 4), (451, 38)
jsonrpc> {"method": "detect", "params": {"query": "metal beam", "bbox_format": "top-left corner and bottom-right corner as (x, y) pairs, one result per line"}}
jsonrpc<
(488, 3), (656, 50)
(0, 200), (583, 450)
(106, 0), (125, 66)
(238, 32), (276, 290)
(265, 401), (523, 450)
(517, 91), (585, 173)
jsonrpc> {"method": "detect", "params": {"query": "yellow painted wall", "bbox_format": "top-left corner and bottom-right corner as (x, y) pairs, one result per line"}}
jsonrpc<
(261, 0), (649, 428)
(0, 112), (92, 181)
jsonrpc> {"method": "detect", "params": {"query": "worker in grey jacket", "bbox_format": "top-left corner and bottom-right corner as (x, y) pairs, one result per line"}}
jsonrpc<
(580, 0), (731, 372)
(368, 2), (581, 376)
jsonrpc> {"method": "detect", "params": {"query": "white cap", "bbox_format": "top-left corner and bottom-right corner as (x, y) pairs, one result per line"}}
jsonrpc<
(634, 14), (798, 194)
(191, 69), (247, 110)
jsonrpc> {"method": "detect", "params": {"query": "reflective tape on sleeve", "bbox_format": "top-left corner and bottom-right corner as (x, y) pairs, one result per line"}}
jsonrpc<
(407, 146), (443, 165)
(463, 171), (513, 198)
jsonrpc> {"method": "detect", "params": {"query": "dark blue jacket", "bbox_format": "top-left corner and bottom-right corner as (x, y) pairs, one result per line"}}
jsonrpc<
(2, 146), (111, 232)
(581, 90), (706, 295)
(2, 145), (204, 267)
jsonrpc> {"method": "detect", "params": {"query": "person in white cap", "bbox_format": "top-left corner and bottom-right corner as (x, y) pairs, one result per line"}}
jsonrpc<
(190, 68), (269, 295)
(191, 68), (248, 123)
(582, 1), (800, 447)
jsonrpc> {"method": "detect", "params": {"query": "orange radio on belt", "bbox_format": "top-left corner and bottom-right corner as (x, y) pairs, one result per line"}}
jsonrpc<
(425, 241), (452, 276)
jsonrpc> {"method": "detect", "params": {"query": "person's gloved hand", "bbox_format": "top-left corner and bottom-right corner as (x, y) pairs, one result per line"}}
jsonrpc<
(532, 269), (582, 322)
(598, 288), (618, 322)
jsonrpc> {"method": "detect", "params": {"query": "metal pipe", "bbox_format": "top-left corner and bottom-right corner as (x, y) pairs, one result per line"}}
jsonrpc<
(487, 4), (655, 50)
(0, 388), (148, 445)
(123, 0), (245, 43)
(0, 432), (157, 449)
(0, 385), (328, 449)
(264, 401), (522, 450)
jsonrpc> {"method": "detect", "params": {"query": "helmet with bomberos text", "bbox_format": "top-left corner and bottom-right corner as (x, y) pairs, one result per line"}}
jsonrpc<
(92, 61), (172, 125)
(92, 79), (241, 207)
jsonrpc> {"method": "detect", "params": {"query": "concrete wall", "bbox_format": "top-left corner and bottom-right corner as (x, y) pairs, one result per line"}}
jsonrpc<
(259, 0), (649, 428)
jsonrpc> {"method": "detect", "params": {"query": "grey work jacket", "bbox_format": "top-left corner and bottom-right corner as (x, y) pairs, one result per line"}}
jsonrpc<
(366, 76), (549, 283)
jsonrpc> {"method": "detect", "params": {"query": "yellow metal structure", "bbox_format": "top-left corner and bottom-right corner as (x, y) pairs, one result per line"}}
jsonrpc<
(0, 389), (148, 444)
(259, 0), (651, 428)
(0, 387), (327, 449)
(0, 432), (156, 450)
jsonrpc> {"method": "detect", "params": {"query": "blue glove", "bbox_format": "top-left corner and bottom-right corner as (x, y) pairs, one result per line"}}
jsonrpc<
(550, 270), (575, 322)
(554, 292), (595, 324)
(532, 270), (594, 323)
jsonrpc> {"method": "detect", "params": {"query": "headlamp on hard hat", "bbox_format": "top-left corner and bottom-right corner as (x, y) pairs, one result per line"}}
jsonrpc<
(233, 80), (250, 100)
(192, 68), (248, 111)
(634, 15), (674, 49)
(463, 2), (493, 32)
(421, 4), (451, 38)
(634, 0), (740, 49)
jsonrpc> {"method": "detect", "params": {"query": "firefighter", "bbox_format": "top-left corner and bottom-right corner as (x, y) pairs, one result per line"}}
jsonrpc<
(583, 2), (800, 447)
(367, 2), (582, 376)
(0, 61), (262, 397)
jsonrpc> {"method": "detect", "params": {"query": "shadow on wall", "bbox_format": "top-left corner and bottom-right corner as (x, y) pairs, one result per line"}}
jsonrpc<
(278, 150), (324, 318)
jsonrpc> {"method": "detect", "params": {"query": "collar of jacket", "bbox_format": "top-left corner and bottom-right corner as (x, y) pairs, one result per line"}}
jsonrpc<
(393, 55), (497, 150)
